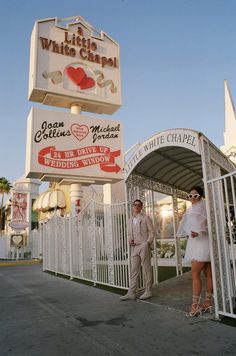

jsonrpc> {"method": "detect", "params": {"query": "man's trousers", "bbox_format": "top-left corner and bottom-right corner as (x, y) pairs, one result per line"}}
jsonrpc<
(128, 242), (152, 294)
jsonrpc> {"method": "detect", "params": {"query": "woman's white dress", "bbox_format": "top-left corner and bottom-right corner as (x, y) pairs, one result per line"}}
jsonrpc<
(177, 200), (210, 264)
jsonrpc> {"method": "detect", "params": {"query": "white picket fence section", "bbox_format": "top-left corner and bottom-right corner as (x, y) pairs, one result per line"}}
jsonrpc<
(0, 236), (10, 259)
(30, 228), (43, 259)
(0, 235), (32, 260)
(207, 170), (236, 319)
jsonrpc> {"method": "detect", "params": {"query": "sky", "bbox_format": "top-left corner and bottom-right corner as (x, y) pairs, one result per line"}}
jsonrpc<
(1, 0), (236, 185)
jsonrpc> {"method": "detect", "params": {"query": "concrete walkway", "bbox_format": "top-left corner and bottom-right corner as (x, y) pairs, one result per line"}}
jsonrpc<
(0, 264), (235, 356)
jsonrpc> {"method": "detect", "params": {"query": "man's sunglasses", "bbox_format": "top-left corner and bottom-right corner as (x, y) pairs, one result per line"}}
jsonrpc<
(134, 203), (142, 207)
(187, 194), (200, 199)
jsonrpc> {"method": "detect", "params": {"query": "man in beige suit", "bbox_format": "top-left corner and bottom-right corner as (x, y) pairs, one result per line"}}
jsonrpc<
(120, 199), (155, 301)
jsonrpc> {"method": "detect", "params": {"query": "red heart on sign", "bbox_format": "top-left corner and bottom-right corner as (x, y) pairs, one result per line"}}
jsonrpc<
(66, 66), (85, 85)
(79, 75), (95, 90)
(71, 124), (89, 141)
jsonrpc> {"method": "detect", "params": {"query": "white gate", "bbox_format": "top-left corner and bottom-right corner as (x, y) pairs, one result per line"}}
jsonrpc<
(43, 201), (130, 289)
(207, 171), (236, 319)
(42, 200), (159, 290)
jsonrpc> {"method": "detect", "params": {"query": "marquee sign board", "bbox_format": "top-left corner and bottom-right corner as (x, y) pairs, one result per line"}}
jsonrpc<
(28, 16), (122, 114)
(25, 107), (124, 183)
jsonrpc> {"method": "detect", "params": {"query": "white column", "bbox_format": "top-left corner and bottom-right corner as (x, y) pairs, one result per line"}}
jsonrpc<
(70, 104), (83, 215)
(103, 183), (112, 204)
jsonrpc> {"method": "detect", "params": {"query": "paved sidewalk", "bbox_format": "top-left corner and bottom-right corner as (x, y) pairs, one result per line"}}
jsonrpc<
(0, 264), (235, 356)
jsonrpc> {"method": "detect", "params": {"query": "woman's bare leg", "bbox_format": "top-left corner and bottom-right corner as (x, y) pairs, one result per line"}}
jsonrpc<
(191, 261), (206, 296)
(186, 261), (206, 316)
(201, 262), (213, 312)
(203, 262), (213, 294)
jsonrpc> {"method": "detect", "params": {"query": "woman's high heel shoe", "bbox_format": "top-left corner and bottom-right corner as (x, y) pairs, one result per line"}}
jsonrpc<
(186, 295), (202, 317)
(201, 292), (213, 314)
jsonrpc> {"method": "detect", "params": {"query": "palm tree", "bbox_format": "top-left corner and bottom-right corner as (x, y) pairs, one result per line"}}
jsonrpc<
(0, 177), (12, 231)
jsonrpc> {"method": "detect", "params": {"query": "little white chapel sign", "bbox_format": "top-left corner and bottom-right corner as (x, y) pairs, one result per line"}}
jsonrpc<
(28, 16), (122, 114)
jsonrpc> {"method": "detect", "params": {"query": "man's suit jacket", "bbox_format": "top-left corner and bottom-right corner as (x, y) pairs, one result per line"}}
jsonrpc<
(128, 213), (155, 246)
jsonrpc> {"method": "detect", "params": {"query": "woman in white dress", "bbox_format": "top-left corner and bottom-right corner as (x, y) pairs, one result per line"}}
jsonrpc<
(177, 186), (213, 316)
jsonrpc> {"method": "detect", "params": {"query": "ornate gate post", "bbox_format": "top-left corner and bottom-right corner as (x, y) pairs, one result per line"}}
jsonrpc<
(89, 202), (97, 284)
(104, 204), (115, 285)
(172, 191), (182, 276)
(201, 137), (226, 317)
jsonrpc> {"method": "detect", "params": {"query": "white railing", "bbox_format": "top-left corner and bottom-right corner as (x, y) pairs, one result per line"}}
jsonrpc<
(1, 201), (188, 291)
(43, 201), (131, 289)
(207, 170), (236, 319)
(42, 200), (188, 289)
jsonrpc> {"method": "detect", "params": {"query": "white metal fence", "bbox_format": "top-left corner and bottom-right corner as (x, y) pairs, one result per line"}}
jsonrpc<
(43, 201), (131, 289)
(0, 200), (188, 292)
(207, 170), (236, 319)
(42, 200), (161, 290)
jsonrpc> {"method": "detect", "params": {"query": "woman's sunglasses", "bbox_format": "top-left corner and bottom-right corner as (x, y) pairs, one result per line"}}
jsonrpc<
(187, 194), (200, 199)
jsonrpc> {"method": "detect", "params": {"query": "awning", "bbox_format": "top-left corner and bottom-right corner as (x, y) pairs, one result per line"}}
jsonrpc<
(125, 129), (206, 192)
(33, 189), (66, 212)
(131, 146), (203, 191)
